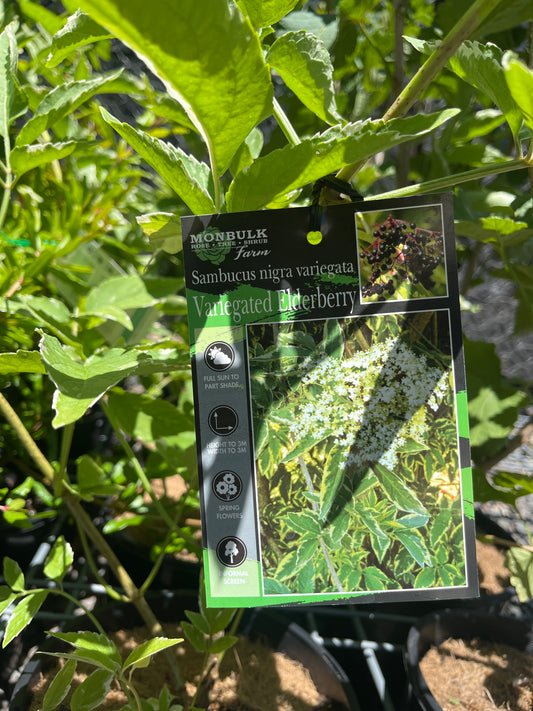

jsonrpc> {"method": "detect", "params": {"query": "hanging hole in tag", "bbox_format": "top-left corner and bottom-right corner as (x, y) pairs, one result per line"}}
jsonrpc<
(307, 230), (323, 245)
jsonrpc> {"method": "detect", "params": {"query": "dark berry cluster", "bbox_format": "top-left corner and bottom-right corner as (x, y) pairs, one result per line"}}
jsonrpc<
(360, 215), (444, 299)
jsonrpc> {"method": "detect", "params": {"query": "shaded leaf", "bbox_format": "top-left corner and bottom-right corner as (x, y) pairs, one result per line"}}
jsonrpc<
(43, 536), (74, 583)
(71, 668), (114, 711)
(267, 30), (341, 124)
(101, 109), (215, 214)
(137, 212), (182, 254)
(42, 659), (77, 711)
(320, 444), (348, 521)
(208, 635), (238, 655)
(3, 558), (24, 591)
(506, 547), (533, 602)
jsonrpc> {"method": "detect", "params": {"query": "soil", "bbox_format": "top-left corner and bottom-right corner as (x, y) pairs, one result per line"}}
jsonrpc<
(416, 540), (533, 711)
(419, 637), (533, 711)
(25, 624), (334, 711)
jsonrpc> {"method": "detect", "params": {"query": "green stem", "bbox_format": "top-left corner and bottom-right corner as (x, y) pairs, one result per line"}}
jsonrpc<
(372, 158), (529, 199)
(75, 516), (129, 602)
(0, 133), (12, 231)
(336, 0), (507, 185)
(57, 423), (74, 497)
(19, 588), (106, 635)
(0, 391), (183, 687)
(297, 455), (344, 593)
(102, 400), (178, 533)
(273, 97), (301, 146)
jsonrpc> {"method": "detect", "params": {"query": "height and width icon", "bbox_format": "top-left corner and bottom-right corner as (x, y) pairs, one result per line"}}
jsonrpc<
(208, 405), (239, 436)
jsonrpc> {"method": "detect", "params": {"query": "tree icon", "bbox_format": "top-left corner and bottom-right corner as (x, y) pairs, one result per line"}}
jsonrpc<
(225, 540), (239, 564)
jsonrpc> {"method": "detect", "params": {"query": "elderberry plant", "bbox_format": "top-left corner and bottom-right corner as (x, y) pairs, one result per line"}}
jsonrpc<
(358, 207), (446, 301)
(250, 313), (464, 595)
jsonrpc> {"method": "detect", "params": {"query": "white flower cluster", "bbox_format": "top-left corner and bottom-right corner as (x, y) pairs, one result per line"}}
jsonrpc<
(289, 337), (450, 470)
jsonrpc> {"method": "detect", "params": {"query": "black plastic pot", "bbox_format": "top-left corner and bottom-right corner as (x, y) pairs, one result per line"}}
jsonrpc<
(11, 592), (358, 711)
(404, 609), (533, 711)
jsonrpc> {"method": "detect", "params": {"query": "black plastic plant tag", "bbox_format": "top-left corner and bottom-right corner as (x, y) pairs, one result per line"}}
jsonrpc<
(181, 194), (478, 607)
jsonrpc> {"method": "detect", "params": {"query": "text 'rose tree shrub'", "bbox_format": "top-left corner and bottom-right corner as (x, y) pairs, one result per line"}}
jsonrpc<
(251, 312), (463, 595)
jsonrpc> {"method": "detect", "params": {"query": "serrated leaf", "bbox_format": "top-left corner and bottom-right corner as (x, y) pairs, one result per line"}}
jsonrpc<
(362, 566), (393, 591)
(406, 37), (522, 137)
(71, 668), (114, 711)
(15, 71), (122, 146)
(372, 463), (428, 516)
(0, 350), (45, 374)
(4, 591), (47, 646)
(101, 109), (215, 214)
(414, 567), (436, 589)
(44, 536), (74, 583)
(50, 631), (122, 672)
(320, 443), (348, 521)
(227, 110), (459, 212)
(76, 0), (273, 175)
(47, 10), (112, 68)
(182, 621), (207, 652)
(123, 637), (182, 672)
(429, 510), (452, 547)
(39, 333), (141, 427)
(281, 431), (328, 462)
(208, 635), (238, 655)
(267, 30), (341, 124)
(236, 0), (299, 28)
(42, 658), (77, 711)
(10, 142), (77, 177)
(3, 558), (24, 591)
(136, 212), (182, 255)
(0, 22), (28, 139)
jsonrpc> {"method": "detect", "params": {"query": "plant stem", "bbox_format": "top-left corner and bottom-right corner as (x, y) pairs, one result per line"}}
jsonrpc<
(336, 0), (507, 186)
(19, 588), (106, 635)
(298, 455), (344, 593)
(273, 97), (301, 146)
(0, 392), (183, 686)
(372, 159), (529, 199)
(102, 400), (179, 533)
(0, 133), (12, 231)
(57, 422), (74, 497)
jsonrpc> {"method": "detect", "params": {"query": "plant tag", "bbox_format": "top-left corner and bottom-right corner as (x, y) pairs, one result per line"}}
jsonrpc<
(181, 194), (478, 607)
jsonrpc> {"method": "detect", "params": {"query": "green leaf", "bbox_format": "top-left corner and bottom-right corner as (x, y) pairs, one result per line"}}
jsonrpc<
(136, 212), (182, 255)
(182, 621), (207, 653)
(227, 110), (459, 212)
(101, 109), (215, 215)
(106, 390), (194, 444)
(414, 567), (436, 589)
(507, 263), (533, 334)
(492, 470), (533, 497)
(323, 319), (344, 359)
(0, 350), (45, 374)
(76, 455), (122, 498)
(18, 0), (64, 34)
(208, 635), (239, 655)
(0, 586), (16, 615)
(85, 274), (183, 314)
(267, 30), (341, 124)
(0, 22), (27, 139)
(42, 659), (77, 711)
(76, 0), (273, 175)
(429, 510), (452, 548)
(320, 444), (348, 521)
(506, 547), (533, 602)
(123, 637), (182, 672)
(203, 607), (236, 635)
(281, 431), (328, 462)
(395, 530), (432, 567)
(372, 463), (428, 516)
(71, 668), (114, 711)
(406, 37), (522, 137)
(4, 558), (24, 591)
(362, 566), (394, 591)
(43, 536), (74, 583)
(39, 333), (141, 427)
(283, 511), (321, 535)
(10, 142), (77, 177)
(236, 0), (299, 28)
(185, 610), (210, 636)
(16, 71), (122, 146)
(4, 591), (48, 646)
(50, 631), (122, 672)
(47, 10), (112, 67)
